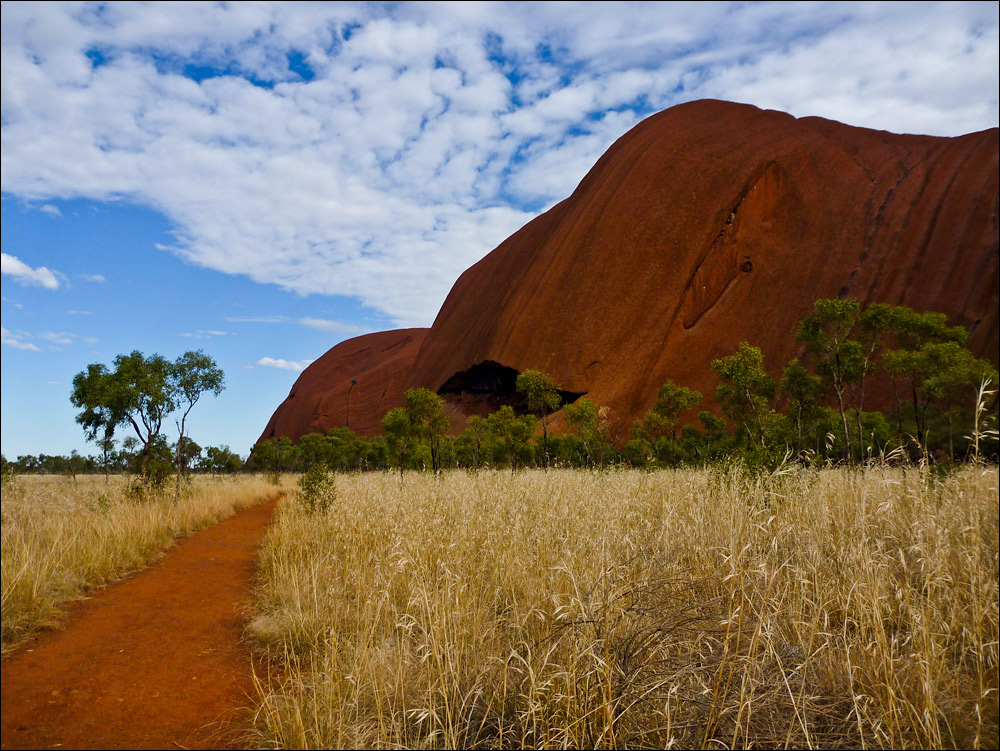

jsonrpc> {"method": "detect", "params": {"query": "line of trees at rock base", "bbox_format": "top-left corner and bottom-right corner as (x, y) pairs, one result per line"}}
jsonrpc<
(4, 298), (996, 484)
(248, 298), (999, 474)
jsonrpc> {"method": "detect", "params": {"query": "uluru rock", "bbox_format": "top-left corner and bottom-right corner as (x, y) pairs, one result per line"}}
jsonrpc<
(262, 99), (999, 442)
(259, 328), (427, 443)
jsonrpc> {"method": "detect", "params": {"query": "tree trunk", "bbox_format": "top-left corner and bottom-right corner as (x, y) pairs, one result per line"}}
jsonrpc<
(947, 412), (954, 463)
(795, 404), (803, 456)
(834, 384), (851, 461)
(911, 385), (924, 449)
(175, 414), (187, 503)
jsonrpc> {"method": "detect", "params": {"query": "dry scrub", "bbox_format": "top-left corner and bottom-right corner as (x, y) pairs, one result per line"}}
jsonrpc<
(248, 466), (998, 749)
(1, 473), (286, 652)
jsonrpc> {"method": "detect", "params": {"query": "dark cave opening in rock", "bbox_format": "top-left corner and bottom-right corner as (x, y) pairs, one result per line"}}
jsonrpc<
(437, 360), (585, 414)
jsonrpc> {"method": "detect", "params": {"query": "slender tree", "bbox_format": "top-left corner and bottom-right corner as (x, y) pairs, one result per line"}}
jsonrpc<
(70, 363), (121, 482)
(883, 307), (970, 450)
(712, 341), (776, 447)
(171, 350), (224, 500)
(515, 369), (563, 468)
(404, 388), (450, 473)
(633, 380), (702, 464)
(796, 299), (863, 459)
(780, 358), (824, 457)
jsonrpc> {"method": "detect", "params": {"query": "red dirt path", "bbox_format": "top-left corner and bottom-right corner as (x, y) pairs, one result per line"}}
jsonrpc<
(1, 497), (280, 750)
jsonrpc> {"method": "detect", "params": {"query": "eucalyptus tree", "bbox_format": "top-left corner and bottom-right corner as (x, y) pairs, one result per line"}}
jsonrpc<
(711, 341), (776, 448)
(516, 369), (563, 468)
(72, 349), (224, 486)
(404, 388), (449, 473)
(170, 350), (224, 500)
(882, 307), (971, 450)
(780, 358), (825, 456)
(633, 380), (702, 464)
(77, 351), (175, 479)
(70, 362), (120, 480)
(795, 299), (863, 459)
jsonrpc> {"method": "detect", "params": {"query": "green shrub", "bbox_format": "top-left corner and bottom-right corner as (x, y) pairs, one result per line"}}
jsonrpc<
(297, 463), (337, 514)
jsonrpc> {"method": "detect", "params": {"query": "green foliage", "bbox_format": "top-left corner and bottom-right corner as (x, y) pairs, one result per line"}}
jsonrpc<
(781, 358), (825, 455)
(1, 458), (20, 497)
(564, 397), (613, 466)
(623, 438), (653, 467)
(795, 299), (864, 457)
(405, 388), (449, 472)
(632, 380), (702, 466)
(516, 369), (562, 415)
(379, 389), (451, 473)
(203, 445), (244, 473)
(297, 463), (337, 514)
(483, 406), (537, 470)
(70, 349), (224, 486)
(712, 341), (776, 447)
(516, 369), (563, 466)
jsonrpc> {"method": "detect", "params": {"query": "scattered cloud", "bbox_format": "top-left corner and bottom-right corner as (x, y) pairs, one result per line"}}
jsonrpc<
(298, 318), (370, 335)
(39, 204), (61, 217)
(1, 253), (61, 290)
(38, 331), (76, 349)
(225, 315), (368, 335)
(179, 329), (234, 338)
(78, 274), (106, 283)
(1, 2), (996, 325)
(256, 357), (314, 372)
(1, 326), (41, 351)
(67, 310), (92, 315)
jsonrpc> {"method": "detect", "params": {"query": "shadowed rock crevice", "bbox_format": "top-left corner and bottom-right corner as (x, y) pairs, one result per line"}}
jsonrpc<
(681, 160), (787, 329)
(438, 360), (585, 414)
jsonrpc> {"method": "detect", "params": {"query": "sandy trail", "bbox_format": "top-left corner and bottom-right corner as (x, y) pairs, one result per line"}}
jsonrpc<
(1, 496), (280, 750)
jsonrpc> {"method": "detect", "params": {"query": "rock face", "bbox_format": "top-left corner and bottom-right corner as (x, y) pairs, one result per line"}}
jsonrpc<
(262, 100), (999, 443)
(259, 328), (427, 443)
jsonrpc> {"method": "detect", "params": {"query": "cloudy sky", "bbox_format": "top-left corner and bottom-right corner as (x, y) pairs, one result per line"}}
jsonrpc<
(2, 1), (997, 460)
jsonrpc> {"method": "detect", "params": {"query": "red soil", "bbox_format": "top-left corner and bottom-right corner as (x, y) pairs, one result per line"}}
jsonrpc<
(1, 497), (280, 750)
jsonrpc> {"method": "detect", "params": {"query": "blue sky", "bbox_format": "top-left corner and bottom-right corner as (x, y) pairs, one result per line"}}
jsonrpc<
(2, 1), (998, 460)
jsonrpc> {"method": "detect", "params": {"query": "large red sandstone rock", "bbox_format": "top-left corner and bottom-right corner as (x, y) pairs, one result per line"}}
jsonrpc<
(259, 328), (427, 443)
(262, 100), (998, 442)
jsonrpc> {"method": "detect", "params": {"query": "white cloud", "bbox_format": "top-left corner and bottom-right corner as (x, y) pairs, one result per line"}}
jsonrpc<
(78, 274), (106, 283)
(298, 317), (370, 335)
(38, 331), (75, 348)
(225, 315), (369, 335)
(1, 2), (996, 326)
(40, 203), (61, 216)
(178, 330), (233, 338)
(1, 253), (61, 290)
(256, 356), (314, 372)
(1, 326), (40, 351)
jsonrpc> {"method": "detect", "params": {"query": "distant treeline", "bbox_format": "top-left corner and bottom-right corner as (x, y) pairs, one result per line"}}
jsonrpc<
(247, 298), (998, 473)
(2, 439), (244, 478)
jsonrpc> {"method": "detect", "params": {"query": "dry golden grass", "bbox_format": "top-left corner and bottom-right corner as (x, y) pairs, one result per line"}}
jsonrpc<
(1, 473), (287, 652)
(248, 466), (998, 750)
